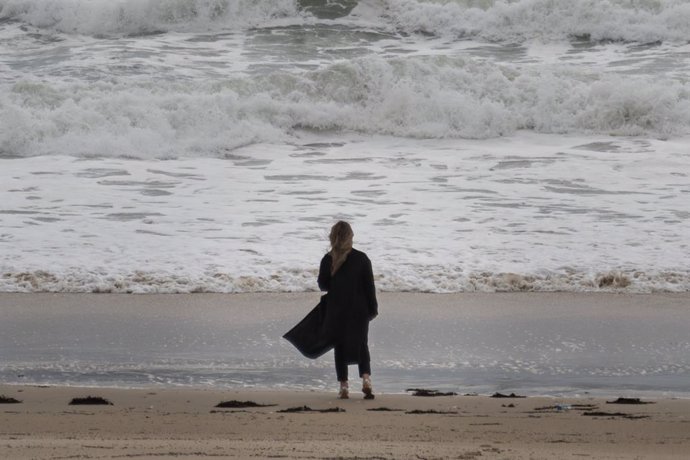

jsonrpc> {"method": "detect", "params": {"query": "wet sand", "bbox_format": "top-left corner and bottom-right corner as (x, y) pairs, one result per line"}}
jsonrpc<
(1, 385), (689, 459)
(1, 292), (689, 394)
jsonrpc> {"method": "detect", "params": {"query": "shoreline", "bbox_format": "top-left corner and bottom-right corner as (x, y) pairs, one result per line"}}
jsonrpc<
(2, 384), (690, 459)
(2, 383), (689, 401)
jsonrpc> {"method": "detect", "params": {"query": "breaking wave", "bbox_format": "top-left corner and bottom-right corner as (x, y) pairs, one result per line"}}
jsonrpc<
(2, 56), (689, 158)
(358, 0), (690, 43)
(1, 268), (689, 293)
(2, 0), (689, 43)
(0, 0), (303, 36)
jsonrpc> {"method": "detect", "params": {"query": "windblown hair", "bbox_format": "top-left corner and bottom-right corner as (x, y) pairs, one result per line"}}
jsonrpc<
(329, 221), (353, 275)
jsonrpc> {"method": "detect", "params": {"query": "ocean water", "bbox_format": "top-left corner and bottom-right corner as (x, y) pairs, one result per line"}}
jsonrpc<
(1, 0), (690, 294)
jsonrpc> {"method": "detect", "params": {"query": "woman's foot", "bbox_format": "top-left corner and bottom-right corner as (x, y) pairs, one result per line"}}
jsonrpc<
(338, 382), (349, 399)
(362, 376), (374, 400)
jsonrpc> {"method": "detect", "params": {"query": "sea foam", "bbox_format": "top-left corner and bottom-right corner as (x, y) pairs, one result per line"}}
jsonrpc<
(2, 135), (688, 294)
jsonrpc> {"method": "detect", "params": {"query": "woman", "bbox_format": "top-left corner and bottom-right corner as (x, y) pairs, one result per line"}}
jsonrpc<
(318, 221), (378, 400)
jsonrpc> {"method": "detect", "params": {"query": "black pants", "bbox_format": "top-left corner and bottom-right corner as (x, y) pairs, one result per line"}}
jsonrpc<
(334, 343), (371, 382)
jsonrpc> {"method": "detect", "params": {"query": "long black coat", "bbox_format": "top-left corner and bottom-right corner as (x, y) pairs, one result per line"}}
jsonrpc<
(317, 249), (378, 364)
(283, 249), (378, 363)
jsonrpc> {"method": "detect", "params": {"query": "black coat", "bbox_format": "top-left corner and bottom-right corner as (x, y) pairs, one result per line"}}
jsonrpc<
(319, 248), (378, 363)
(283, 249), (378, 363)
(282, 294), (331, 359)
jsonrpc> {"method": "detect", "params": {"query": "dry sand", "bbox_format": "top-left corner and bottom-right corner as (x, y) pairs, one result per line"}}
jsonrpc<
(1, 384), (689, 459)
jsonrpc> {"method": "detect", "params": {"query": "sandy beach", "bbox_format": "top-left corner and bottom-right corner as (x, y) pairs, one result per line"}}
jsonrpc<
(3, 0), (690, 457)
(1, 384), (689, 459)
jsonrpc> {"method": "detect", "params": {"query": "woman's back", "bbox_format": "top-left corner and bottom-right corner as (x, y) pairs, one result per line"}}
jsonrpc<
(318, 248), (378, 324)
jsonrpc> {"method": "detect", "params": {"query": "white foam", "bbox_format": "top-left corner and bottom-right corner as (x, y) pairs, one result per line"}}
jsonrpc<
(1, 134), (689, 293)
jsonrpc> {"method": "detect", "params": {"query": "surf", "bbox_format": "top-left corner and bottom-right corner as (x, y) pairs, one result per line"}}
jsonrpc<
(298, 0), (359, 19)
(3, 56), (689, 159)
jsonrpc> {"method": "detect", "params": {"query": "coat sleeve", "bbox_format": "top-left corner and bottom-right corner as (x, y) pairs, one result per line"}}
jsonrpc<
(363, 255), (378, 320)
(317, 254), (331, 291)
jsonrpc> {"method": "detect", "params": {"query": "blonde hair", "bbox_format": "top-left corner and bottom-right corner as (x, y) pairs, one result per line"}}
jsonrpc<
(329, 221), (353, 275)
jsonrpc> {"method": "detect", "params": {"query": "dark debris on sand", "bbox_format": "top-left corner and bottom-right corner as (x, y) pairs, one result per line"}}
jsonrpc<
(69, 396), (113, 406)
(277, 406), (345, 413)
(491, 392), (526, 398)
(533, 404), (599, 412)
(367, 407), (404, 412)
(406, 409), (458, 415)
(572, 404), (600, 410)
(215, 400), (276, 409)
(210, 409), (249, 414)
(583, 411), (649, 420)
(406, 388), (457, 397)
(0, 395), (22, 404)
(606, 397), (654, 405)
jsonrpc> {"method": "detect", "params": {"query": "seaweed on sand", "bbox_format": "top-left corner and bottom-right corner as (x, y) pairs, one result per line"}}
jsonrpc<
(0, 395), (22, 404)
(278, 406), (345, 413)
(606, 397), (653, 405)
(405, 409), (458, 415)
(215, 400), (276, 408)
(491, 392), (526, 398)
(533, 404), (599, 412)
(406, 388), (457, 397)
(583, 411), (649, 420)
(69, 396), (113, 406)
